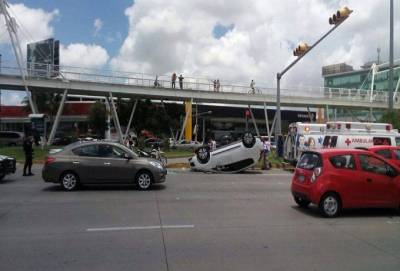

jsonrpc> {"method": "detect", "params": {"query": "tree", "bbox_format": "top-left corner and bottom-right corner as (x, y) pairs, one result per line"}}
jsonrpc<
(22, 92), (61, 120)
(380, 110), (400, 129)
(88, 101), (107, 136)
(115, 99), (183, 138)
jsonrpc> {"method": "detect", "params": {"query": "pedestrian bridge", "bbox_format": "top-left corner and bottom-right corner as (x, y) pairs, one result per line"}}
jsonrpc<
(0, 63), (398, 109)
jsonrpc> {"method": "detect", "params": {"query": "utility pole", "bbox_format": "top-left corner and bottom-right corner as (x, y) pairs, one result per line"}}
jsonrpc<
(388, 0), (394, 110)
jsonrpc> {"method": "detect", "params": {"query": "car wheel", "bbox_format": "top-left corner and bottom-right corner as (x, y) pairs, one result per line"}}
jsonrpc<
(136, 170), (153, 190)
(60, 172), (79, 191)
(319, 193), (341, 218)
(196, 146), (210, 164)
(294, 196), (310, 208)
(242, 132), (256, 148)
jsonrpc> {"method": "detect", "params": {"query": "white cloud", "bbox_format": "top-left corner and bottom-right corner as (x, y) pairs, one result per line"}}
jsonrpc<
(93, 18), (103, 37)
(0, 3), (59, 52)
(60, 43), (109, 68)
(111, 0), (400, 88)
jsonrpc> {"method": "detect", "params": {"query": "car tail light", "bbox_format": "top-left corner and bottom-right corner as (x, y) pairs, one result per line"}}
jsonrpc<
(311, 167), (322, 183)
(45, 156), (56, 166)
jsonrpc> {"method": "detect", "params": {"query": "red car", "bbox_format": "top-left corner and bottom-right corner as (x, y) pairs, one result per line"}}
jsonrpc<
(366, 146), (400, 167)
(291, 149), (400, 217)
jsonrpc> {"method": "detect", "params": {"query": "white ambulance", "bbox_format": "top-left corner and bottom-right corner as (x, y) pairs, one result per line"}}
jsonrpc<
(322, 121), (400, 149)
(283, 122), (326, 164)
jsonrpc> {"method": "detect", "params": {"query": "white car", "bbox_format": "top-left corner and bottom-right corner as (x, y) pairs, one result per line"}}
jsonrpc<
(189, 133), (263, 173)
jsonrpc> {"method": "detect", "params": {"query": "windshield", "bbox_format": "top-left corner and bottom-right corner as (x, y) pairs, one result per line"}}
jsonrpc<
(297, 152), (322, 170)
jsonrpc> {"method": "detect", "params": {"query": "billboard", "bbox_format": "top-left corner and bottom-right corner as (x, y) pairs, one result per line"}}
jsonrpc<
(27, 38), (59, 77)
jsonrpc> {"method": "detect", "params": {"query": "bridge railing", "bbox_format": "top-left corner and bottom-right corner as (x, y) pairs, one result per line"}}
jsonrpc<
(0, 62), (394, 104)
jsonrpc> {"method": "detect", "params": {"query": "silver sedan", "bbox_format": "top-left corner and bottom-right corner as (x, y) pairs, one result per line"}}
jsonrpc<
(42, 141), (167, 191)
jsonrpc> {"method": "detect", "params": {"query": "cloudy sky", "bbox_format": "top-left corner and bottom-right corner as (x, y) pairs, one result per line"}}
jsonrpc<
(0, 0), (399, 104)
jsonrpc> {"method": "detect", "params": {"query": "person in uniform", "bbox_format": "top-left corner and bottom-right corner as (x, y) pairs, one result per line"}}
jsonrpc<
(23, 134), (34, 176)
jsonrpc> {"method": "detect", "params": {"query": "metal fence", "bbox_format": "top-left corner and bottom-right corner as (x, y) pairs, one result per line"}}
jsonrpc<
(0, 62), (395, 105)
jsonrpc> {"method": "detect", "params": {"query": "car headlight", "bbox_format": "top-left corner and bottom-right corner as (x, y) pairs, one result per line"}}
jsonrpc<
(149, 161), (164, 169)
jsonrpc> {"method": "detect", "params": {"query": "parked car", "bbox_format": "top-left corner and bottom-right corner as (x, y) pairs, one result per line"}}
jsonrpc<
(170, 139), (202, 150)
(291, 149), (400, 217)
(0, 154), (16, 180)
(42, 141), (167, 191)
(366, 146), (400, 167)
(189, 132), (262, 173)
(0, 131), (24, 146)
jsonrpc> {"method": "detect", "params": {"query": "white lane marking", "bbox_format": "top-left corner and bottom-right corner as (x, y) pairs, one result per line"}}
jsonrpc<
(386, 221), (400, 224)
(86, 224), (195, 232)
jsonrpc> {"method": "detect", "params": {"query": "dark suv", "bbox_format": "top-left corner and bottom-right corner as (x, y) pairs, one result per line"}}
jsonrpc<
(0, 155), (16, 180)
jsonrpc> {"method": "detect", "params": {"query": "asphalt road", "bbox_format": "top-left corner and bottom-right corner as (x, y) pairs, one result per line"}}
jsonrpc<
(1, 165), (400, 271)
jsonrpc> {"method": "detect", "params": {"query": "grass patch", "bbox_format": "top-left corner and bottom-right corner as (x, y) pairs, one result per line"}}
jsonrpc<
(163, 149), (193, 158)
(0, 146), (53, 163)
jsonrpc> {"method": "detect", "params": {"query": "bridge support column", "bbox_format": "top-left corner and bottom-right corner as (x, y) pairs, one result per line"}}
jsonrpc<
(325, 105), (330, 122)
(263, 103), (271, 142)
(108, 92), (124, 144)
(306, 107), (313, 122)
(47, 89), (68, 145)
(104, 97), (111, 140)
(270, 114), (277, 137)
(248, 105), (260, 137)
(178, 98), (193, 142)
(124, 99), (138, 140)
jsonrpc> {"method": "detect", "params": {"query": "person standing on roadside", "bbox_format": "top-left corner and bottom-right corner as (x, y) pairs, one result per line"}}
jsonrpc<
(23, 134), (34, 176)
(179, 74), (184, 89)
(171, 73), (177, 88)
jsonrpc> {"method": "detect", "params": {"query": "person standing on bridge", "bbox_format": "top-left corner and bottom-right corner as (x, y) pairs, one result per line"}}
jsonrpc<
(179, 74), (184, 89)
(171, 73), (177, 88)
(216, 79), (220, 92)
(250, 80), (255, 94)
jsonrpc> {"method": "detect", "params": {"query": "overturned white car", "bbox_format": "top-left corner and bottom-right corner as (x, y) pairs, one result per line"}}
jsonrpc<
(189, 133), (263, 173)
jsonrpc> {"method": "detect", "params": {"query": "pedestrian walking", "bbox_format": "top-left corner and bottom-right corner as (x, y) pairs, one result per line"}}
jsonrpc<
(216, 79), (220, 92)
(23, 134), (34, 176)
(171, 73), (177, 88)
(250, 80), (255, 94)
(178, 74), (184, 89)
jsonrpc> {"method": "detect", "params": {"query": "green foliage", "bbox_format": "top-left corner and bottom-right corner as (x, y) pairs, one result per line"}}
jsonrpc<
(380, 110), (400, 129)
(88, 101), (107, 136)
(22, 92), (61, 119)
(116, 99), (183, 138)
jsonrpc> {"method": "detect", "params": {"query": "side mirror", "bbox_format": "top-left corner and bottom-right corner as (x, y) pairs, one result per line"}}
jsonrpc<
(123, 153), (133, 160)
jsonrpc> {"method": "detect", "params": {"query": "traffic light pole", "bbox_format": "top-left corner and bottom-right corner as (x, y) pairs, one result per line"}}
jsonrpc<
(275, 17), (350, 136)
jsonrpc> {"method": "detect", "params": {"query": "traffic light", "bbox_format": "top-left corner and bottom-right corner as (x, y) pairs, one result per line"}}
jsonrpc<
(329, 6), (352, 25)
(293, 42), (310, 57)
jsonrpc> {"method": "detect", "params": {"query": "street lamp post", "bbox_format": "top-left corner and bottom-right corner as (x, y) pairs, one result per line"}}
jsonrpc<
(275, 7), (353, 137)
(388, 0), (394, 110)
